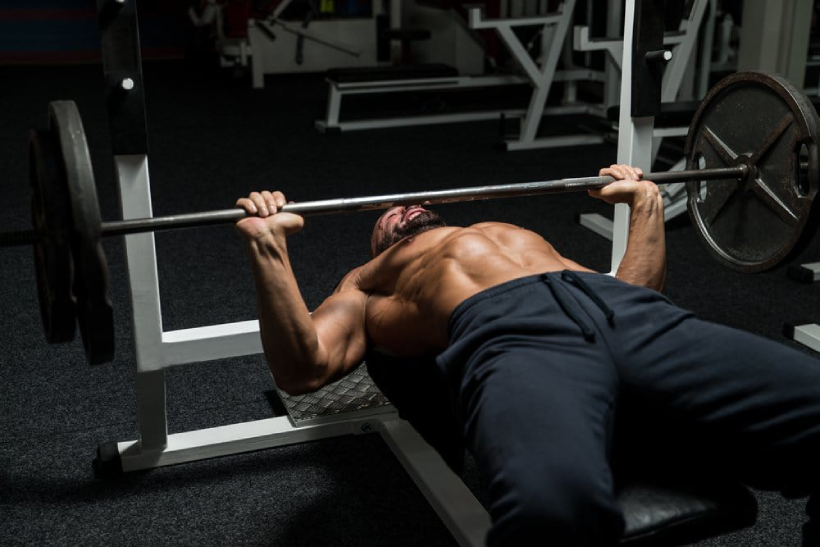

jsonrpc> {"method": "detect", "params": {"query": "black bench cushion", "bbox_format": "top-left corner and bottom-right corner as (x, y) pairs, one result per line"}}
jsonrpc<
(366, 349), (466, 472)
(365, 349), (757, 545)
(618, 479), (757, 545)
(326, 63), (459, 84)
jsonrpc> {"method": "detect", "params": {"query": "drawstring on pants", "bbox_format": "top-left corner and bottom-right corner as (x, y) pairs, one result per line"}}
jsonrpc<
(542, 271), (616, 342)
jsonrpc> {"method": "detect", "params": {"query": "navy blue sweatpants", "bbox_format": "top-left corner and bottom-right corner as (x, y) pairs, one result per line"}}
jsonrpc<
(435, 271), (820, 546)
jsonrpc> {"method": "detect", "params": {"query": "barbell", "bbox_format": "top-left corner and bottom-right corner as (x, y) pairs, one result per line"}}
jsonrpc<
(3, 71), (820, 366)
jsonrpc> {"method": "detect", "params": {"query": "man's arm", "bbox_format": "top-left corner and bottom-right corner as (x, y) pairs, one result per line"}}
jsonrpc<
(236, 191), (368, 395)
(589, 164), (666, 291)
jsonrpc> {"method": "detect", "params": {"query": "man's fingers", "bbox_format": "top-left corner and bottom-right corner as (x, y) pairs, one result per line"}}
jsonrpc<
(239, 191), (290, 218)
(235, 197), (257, 214)
(259, 191), (276, 214)
(600, 164), (644, 181)
(252, 192), (271, 216)
(604, 164), (625, 180)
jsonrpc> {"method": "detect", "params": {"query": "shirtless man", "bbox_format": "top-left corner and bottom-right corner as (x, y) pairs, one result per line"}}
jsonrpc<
(236, 165), (820, 546)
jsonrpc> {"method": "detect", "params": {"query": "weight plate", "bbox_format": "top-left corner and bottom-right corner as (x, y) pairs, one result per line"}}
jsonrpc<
(685, 72), (820, 273)
(48, 101), (115, 365)
(30, 129), (77, 344)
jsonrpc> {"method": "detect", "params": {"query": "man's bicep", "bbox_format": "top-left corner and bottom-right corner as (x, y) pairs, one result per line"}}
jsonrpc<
(311, 290), (369, 379)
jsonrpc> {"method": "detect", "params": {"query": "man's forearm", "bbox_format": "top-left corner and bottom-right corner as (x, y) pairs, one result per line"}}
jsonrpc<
(245, 233), (325, 388)
(615, 185), (667, 291)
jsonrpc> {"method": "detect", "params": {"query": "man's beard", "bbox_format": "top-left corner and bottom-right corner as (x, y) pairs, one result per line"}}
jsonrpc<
(374, 210), (447, 257)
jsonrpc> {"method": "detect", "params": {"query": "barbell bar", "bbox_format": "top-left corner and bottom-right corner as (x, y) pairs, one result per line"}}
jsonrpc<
(2, 164), (755, 247)
(4, 71), (820, 367)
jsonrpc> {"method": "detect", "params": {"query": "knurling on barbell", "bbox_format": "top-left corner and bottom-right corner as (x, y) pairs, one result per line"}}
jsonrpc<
(7, 71), (820, 366)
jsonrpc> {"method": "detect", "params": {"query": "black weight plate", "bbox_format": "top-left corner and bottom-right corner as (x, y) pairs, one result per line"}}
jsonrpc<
(685, 72), (820, 273)
(29, 129), (77, 343)
(48, 101), (115, 365)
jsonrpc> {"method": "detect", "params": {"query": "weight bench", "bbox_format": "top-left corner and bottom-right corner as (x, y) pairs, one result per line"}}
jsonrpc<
(95, 346), (758, 545)
(93, 210), (757, 543)
(233, 352), (759, 546)
(315, 62), (529, 133)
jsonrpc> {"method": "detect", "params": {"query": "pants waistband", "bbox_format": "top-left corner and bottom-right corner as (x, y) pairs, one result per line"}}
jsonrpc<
(447, 270), (618, 343)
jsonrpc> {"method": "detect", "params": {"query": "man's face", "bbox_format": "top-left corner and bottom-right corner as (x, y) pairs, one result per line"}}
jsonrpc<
(370, 205), (446, 257)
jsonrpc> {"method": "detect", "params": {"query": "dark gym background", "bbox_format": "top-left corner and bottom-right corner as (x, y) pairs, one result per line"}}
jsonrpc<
(2, 1), (820, 545)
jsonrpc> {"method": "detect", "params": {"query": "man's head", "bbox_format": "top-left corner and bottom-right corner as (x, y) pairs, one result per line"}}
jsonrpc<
(370, 205), (446, 258)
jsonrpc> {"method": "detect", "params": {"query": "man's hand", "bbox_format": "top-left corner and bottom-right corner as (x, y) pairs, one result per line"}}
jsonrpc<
(589, 165), (666, 290)
(588, 164), (658, 207)
(235, 190), (304, 240)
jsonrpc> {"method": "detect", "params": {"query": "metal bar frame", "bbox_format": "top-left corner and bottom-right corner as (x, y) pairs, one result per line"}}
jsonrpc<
(468, 1), (604, 151)
(611, 0), (650, 273)
(379, 420), (491, 546)
(316, 1), (610, 150)
(315, 68), (604, 134)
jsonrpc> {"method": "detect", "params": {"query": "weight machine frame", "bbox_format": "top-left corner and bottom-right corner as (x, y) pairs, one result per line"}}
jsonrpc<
(315, 0), (609, 151)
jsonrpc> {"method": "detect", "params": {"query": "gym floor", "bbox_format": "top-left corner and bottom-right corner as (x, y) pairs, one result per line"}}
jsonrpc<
(1, 62), (819, 545)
